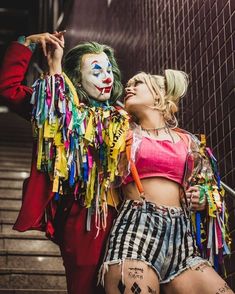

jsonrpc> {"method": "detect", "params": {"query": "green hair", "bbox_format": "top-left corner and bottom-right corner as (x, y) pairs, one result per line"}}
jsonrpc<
(63, 41), (123, 104)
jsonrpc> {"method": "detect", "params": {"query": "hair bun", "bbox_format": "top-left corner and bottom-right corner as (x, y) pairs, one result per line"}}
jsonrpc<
(164, 69), (188, 102)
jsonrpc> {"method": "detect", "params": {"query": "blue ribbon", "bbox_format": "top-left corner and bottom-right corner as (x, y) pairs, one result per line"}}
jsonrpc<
(196, 212), (202, 250)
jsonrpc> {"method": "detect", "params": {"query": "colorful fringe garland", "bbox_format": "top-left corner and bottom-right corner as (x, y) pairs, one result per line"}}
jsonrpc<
(191, 134), (231, 271)
(30, 73), (129, 230)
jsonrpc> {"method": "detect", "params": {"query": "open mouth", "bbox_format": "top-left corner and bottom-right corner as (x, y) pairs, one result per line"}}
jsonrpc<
(95, 86), (112, 93)
(124, 93), (135, 102)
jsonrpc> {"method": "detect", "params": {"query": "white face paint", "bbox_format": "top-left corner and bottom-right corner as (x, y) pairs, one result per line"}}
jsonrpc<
(81, 52), (114, 101)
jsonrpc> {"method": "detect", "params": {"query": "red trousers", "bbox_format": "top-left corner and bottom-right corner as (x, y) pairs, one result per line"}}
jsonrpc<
(59, 202), (117, 294)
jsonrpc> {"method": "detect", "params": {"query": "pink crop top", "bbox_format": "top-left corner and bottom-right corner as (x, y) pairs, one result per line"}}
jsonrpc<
(123, 136), (188, 185)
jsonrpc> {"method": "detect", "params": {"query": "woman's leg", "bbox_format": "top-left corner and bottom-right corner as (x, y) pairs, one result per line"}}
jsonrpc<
(162, 263), (234, 294)
(104, 260), (160, 294)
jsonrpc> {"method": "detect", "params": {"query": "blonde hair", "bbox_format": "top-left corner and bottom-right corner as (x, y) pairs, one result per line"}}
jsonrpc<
(127, 69), (188, 128)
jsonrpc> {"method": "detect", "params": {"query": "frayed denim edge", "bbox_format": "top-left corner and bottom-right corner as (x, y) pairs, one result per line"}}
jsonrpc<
(98, 258), (162, 287)
(160, 259), (212, 284)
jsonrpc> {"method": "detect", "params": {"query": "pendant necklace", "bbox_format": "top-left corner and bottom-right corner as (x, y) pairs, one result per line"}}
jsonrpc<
(141, 125), (175, 143)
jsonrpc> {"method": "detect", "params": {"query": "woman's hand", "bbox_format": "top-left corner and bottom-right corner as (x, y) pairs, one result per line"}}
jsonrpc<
(184, 186), (206, 211)
(24, 31), (65, 75)
(24, 32), (64, 57)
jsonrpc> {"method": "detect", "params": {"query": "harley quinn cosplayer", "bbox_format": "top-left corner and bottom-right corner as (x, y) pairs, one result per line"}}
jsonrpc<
(99, 71), (232, 294)
(0, 32), (129, 294)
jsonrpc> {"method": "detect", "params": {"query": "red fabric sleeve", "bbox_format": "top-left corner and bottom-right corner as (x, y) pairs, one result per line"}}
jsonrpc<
(0, 42), (34, 119)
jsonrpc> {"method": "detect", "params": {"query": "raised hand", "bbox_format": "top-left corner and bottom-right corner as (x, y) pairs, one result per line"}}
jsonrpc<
(24, 32), (65, 56)
(24, 31), (66, 75)
(46, 31), (65, 74)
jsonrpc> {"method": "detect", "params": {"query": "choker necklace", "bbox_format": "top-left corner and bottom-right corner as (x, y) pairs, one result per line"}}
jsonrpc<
(141, 125), (167, 136)
(141, 125), (175, 143)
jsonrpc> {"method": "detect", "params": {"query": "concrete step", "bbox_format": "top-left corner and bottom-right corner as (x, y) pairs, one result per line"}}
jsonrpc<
(0, 268), (66, 289)
(0, 198), (21, 210)
(0, 233), (60, 252)
(0, 147), (31, 155)
(0, 135), (31, 141)
(0, 219), (45, 236)
(0, 180), (23, 190)
(0, 249), (64, 271)
(0, 141), (32, 148)
(0, 157), (31, 165)
(0, 189), (22, 199)
(0, 206), (20, 219)
(0, 171), (29, 180)
(0, 289), (67, 294)
(0, 161), (31, 169)
(0, 166), (30, 173)
(0, 146), (32, 155)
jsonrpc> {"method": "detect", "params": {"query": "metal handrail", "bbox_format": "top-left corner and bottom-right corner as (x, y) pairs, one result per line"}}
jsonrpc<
(221, 181), (235, 198)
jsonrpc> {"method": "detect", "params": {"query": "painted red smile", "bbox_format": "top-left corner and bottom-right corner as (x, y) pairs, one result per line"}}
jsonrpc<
(95, 86), (113, 93)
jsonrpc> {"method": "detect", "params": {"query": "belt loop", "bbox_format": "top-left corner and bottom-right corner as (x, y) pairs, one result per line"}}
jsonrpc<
(168, 207), (173, 222)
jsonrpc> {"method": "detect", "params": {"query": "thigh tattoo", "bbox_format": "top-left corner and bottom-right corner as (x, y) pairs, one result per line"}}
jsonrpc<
(194, 263), (209, 272)
(147, 285), (157, 293)
(131, 282), (142, 293)
(128, 267), (144, 280)
(215, 282), (232, 294)
(118, 280), (126, 294)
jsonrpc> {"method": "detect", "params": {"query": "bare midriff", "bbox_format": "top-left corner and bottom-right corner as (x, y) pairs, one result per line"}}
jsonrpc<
(122, 177), (183, 207)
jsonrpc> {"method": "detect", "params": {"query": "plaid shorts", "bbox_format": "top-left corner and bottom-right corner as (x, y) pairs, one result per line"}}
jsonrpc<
(100, 199), (210, 284)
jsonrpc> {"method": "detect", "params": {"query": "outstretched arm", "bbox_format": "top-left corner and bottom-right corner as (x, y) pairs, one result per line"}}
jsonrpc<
(0, 32), (64, 119)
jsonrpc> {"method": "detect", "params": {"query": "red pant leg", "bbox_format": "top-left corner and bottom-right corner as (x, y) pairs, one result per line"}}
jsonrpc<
(60, 202), (117, 294)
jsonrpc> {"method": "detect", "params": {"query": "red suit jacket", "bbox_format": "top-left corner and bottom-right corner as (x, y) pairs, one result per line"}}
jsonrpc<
(0, 42), (55, 235)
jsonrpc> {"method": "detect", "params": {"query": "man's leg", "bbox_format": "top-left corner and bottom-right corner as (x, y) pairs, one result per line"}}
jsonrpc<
(60, 202), (117, 294)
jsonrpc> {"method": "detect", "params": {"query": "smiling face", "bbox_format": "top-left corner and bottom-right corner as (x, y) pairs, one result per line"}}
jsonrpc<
(124, 79), (156, 114)
(80, 52), (114, 101)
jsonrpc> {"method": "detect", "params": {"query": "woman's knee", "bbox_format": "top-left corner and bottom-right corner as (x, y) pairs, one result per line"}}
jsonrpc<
(162, 263), (234, 294)
(103, 260), (160, 294)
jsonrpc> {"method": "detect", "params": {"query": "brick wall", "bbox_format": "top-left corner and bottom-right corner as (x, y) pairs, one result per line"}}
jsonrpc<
(65, 0), (235, 288)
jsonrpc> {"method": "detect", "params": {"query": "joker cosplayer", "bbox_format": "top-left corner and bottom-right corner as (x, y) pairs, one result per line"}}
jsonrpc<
(0, 32), (129, 294)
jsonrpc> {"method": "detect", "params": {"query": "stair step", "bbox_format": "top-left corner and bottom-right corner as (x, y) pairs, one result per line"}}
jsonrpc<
(0, 171), (29, 180)
(0, 268), (66, 289)
(0, 180), (23, 190)
(0, 160), (30, 169)
(0, 234), (60, 252)
(0, 134), (32, 140)
(0, 199), (21, 209)
(0, 166), (30, 173)
(0, 206), (20, 219)
(0, 146), (32, 154)
(0, 147), (32, 158)
(0, 189), (22, 199)
(0, 250), (64, 270)
(0, 289), (67, 294)
(0, 157), (31, 164)
(0, 219), (45, 236)
(0, 142), (32, 148)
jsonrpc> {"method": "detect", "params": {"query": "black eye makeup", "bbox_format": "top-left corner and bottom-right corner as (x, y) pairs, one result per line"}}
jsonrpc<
(134, 80), (143, 86)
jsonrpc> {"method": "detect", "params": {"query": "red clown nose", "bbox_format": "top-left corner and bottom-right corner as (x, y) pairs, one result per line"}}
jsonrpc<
(103, 77), (112, 84)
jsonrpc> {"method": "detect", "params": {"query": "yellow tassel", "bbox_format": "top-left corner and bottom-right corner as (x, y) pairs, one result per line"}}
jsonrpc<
(63, 72), (79, 107)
